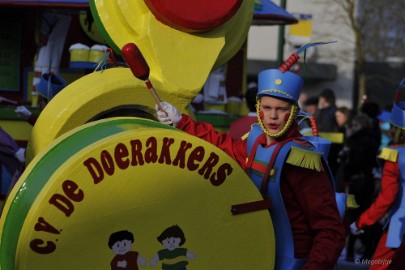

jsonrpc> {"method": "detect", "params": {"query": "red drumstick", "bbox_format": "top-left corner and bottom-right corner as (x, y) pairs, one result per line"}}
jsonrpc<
(121, 43), (163, 110)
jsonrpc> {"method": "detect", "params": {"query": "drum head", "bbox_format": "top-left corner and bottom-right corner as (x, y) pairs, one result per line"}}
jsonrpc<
(1, 117), (275, 269)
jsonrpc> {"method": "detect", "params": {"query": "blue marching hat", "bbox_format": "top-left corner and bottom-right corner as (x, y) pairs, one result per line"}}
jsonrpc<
(257, 69), (303, 103)
(36, 73), (67, 100)
(388, 77), (405, 129)
(257, 40), (337, 103)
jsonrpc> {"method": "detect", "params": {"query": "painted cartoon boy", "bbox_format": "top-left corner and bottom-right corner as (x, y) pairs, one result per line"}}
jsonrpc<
(150, 225), (196, 269)
(108, 230), (146, 270)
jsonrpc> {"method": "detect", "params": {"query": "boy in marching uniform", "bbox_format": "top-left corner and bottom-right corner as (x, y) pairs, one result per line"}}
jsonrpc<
(156, 45), (346, 269)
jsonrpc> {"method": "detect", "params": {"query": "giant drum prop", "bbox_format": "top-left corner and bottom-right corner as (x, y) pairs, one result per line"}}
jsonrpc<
(0, 117), (275, 269)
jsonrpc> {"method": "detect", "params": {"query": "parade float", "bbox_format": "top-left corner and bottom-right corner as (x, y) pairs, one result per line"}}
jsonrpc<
(0, 0), (301, 269)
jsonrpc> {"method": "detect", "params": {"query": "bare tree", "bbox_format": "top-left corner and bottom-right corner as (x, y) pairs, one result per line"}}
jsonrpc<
(321, 0), (405, 108)
(333, 0), (366, 109)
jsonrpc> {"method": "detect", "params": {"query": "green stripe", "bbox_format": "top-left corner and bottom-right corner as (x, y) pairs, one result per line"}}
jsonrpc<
(250, 169), (264, 178)
(0, 118), (174, 269)
(89, 0), (121, 55)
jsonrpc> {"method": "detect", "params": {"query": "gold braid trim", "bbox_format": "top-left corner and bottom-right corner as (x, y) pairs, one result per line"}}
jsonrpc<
(286, 146), (324, 172)
(258, 89), (294, 100)
(256, 101), (298, 138)
(378, 147), (398, 162)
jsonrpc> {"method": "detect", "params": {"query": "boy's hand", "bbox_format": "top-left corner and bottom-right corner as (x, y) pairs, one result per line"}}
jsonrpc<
(155, 101), (181, 127)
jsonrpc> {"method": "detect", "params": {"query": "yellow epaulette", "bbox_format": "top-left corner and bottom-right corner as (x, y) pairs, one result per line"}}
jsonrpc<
(378, 147), (398, 162)
(286, 146), (324, 172)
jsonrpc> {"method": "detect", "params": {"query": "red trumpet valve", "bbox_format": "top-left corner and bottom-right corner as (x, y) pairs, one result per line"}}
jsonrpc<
(121, 43), (150, 81)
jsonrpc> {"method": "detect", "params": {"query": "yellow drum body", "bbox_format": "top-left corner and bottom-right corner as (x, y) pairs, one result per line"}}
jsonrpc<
(1, 118), (275, 269)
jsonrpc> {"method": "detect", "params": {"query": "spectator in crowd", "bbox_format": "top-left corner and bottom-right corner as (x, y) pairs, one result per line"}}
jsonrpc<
(343, 113), (381, 261)
(361, 101), (382, 150)
(334, 106), (351, 193)
(315, 88), (340, 175)
(303, 96), (319, 116)
(315, 88), (338, 132)
(335, 106), (351, 133)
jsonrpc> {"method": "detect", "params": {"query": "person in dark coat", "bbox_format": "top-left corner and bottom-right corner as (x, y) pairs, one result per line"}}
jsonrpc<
(315, 89), (340, 176)
(315, 88), (338, 133)
(343, 113), (381, 261)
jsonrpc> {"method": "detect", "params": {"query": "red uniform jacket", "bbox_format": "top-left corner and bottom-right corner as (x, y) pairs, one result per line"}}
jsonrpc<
(357, 161), (399, 228)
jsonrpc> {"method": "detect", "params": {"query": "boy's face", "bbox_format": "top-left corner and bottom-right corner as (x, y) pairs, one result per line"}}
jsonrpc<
(112, 239), (132, 255)
(259, 96), (292, 135)
(162, 237), (181, 251)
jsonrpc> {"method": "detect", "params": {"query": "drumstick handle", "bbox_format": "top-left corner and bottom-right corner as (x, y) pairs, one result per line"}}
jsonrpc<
(145, 79), (163, 110)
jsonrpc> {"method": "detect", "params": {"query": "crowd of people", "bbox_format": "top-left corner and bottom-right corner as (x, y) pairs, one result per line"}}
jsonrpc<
(298, 84), (405, 269)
